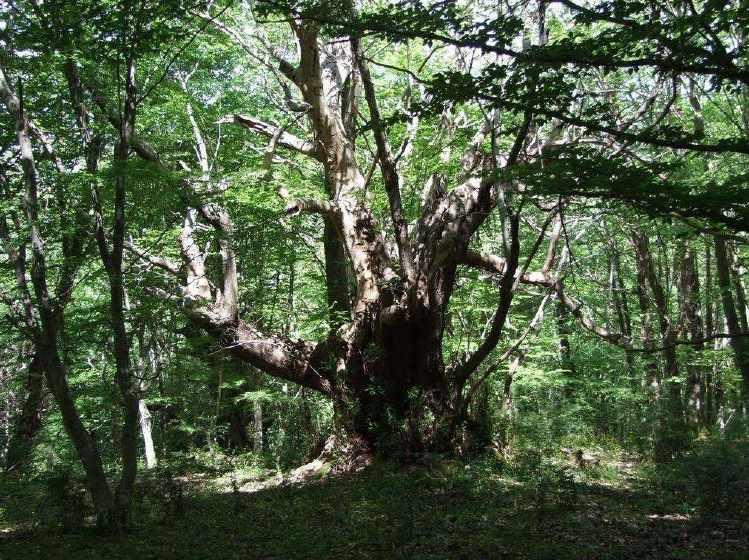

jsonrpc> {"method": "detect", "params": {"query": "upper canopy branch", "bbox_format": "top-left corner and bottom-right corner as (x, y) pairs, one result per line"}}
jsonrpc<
(452, 213), (520, 385)
(309, 11), (749, 85)
(61, 60), (341, 400)
(218, 114), (321, 160)
(284, 198), (338, 217)
(353, 36), (415, 284)
(351, 57), (749, 156)
(84, 78), (162, 163)
(125, 240), (181, 275)
(461, 250), (629, 347)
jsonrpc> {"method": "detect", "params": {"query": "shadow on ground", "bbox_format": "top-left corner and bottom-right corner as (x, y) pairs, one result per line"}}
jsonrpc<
(1, 451), (748, 560)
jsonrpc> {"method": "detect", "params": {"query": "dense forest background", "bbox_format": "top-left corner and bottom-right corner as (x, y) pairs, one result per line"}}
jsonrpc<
(1, 0), (748, 556)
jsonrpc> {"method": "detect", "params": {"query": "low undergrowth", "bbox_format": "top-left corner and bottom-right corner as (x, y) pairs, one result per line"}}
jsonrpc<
(1, 441), (747, 559)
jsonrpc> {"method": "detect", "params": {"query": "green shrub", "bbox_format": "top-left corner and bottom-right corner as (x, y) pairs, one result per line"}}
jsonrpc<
(37, 469), (86, 532)
(678, 441), (749, 521)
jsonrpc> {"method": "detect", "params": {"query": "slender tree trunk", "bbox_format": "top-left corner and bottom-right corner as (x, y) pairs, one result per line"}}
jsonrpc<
(1, 188), (80, 473)
(714, 235), (749, 405)
(4, 353), (44, 472)
(500, 294), (552, 429)
(679, 241), (705, 427)
(714, 333), (728, 432)
(285, 249), (296, 336)
(212, 361), (224, 446)
(91, 55), (139, 527)
(138, 400), (157, 469)
(632, 230), (686, 456)
(42, 350), (115, 527)
(135, 326), (158, 469)
(109, 111), (139, 528)
(608, 240), (636, 379)
(557, 299), (575, 398)
(0, 65), (117, 528)
(729, 244), (749, 333)
(226, 408), (250, 449)
(704, 239), (716, 424)
(634, 234), (680, 393)
(253, 399), (263, 454)
(632, 234), (660, 400)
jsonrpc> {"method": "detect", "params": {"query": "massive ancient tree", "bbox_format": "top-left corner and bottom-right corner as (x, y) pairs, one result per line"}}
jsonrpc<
(122, 1), (659, 456)
(2, 0), (748, 506)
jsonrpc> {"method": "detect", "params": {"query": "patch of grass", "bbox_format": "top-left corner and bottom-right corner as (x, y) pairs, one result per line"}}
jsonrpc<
(0, 476), (46, 533)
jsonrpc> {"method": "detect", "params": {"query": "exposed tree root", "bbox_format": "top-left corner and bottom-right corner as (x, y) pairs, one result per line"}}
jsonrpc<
(286, 435), (374, 484)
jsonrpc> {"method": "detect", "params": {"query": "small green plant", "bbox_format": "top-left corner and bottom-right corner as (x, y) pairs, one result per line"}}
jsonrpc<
(508, 448), (542, 480)
(505, 448), (578, 510)
(154, 467), (186, 521)
(556, 466), (577, 507)
(37, 469), (86, 533)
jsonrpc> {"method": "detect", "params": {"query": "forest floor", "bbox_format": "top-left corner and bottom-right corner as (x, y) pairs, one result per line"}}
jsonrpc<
(1, 441), (748, 560)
